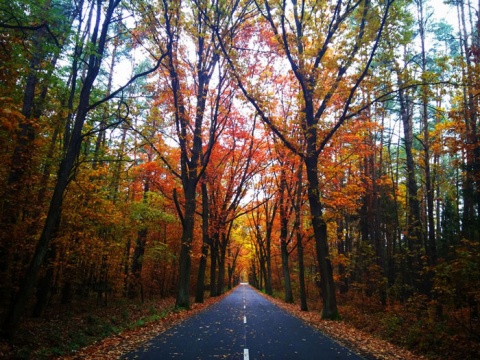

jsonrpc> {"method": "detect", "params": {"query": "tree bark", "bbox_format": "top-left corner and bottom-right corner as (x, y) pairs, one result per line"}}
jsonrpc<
(209, 233), (219, 296)
(279, 167), (293, 303)
(129, 180), (149, 299)
(417, 0), (437, 266)
(397, 68), (424, 293)
(293, 162), (308, 311)
(457, 0), (479, 243)
(195, 181), (210, 303)
(216, 233), (228, 296)
(301, 88), (339, 318)
(305, 151), (339, 319)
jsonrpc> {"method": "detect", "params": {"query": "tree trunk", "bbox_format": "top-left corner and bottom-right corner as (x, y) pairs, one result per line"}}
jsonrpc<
(175, 184), (196, 308)
(279, 166), (293, 303)
(257, 239), (267, 291)
(164, 0), (219, 308)
(265, 233), (273, 296)
(457, 0), (479, 243)
(0, 21), (46, 303)
(418, 0), (437, 266)
(209, 233), (219, 296)
(32, 260), (54, 317)
(129, 228), (147, 298)
(280, 241), (293, 303)
(305, 151), (339, 319)
(1, 0), (121, 338)
(129, 179), (149, 299)
(337, 221), (348, 295)
(227, 246), (239, 290)
(397, 69), (424, 293)
(298, 82), (339, 317)
(297, 234), (308, 311)
(195, 182), (209, 303)
(216, 234), (228, 296)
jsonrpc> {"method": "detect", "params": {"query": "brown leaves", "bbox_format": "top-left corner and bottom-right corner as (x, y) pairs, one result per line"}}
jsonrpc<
(0, 295), (230, 359)
(58, 295), (228, 360)
(0, 97), (24, 132)
(263, 294), (424, 360)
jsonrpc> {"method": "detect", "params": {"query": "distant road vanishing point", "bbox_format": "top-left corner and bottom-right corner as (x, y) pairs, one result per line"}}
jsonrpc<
(123, 284), (363, 359)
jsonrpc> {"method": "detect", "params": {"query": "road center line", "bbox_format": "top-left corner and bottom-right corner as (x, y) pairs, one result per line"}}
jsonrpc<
(244, 348), (249, 360)
(243, 315), (247, 323)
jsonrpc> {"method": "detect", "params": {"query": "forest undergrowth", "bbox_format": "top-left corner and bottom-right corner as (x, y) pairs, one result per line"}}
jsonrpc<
(0, 294), (226, 359)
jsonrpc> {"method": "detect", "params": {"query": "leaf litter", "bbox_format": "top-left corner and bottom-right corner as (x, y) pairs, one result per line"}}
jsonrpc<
(262, 293), (425, 360)
(3, 289), (425, 359)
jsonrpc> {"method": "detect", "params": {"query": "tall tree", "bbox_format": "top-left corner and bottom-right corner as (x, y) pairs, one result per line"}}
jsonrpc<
(152, 0), (248, 308)
(205, 114), (260, 296)
(0, 0), (75, 303)
(416, 0), (438, 266)
(1, 0), (166, 336)
(455, 0), (480, 242)
(215, 0), (394, 319)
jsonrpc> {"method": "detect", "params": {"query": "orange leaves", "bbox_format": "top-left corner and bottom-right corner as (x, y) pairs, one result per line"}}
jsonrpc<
(135, 160), (163, 178)
(325, 183), (365, 215)
(430, 118), (466, 156)
(318, 119), (379, 219)
(0, 97), (24, 133)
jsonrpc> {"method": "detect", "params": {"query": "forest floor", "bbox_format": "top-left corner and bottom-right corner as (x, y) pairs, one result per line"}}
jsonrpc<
(265, 295), (423, 360)
(0, 294), (226, 359)
(0, 288), (429, 360)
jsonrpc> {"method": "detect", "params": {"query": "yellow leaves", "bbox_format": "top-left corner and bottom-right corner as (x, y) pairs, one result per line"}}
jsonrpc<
(430, 119), (465, 156)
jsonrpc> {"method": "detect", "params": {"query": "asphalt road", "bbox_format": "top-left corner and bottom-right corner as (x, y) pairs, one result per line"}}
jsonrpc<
(123, 284), (363, 359)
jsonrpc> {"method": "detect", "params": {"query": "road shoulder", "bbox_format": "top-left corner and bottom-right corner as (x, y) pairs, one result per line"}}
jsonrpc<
(261, 293), (422, 360)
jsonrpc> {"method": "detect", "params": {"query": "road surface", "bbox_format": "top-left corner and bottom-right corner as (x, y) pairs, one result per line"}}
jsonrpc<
(123, 284), (362, 359)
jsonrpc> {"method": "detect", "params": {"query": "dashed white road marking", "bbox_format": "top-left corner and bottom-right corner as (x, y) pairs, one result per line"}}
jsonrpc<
(242, 286), (248, 358)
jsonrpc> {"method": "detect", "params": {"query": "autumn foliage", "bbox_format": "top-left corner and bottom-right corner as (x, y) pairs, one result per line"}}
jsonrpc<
(0, 0), (479, 359)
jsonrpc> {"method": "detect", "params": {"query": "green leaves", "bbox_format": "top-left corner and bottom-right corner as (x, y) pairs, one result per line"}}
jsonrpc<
(130, 191), (175, 224)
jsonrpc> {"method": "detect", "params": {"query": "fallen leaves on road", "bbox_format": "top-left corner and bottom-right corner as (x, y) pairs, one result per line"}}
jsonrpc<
(263, 294), (425, 360)
(58, 294), (228, 360)
(31, 288), (424, 360)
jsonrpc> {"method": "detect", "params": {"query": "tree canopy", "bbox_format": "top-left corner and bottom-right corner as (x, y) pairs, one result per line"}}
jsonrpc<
(0, 0), (479, 358)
